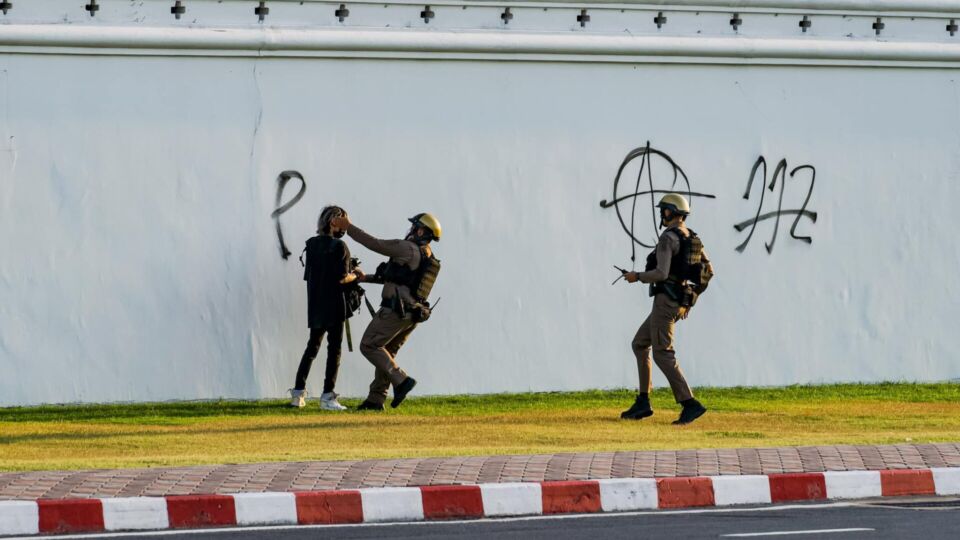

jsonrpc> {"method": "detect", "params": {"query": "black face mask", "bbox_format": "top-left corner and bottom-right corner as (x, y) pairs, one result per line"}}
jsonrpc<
(406, 226), (432, 245)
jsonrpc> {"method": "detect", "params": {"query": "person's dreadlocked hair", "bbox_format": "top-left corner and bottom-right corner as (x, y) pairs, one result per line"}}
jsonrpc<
(317, 205), (347, 235)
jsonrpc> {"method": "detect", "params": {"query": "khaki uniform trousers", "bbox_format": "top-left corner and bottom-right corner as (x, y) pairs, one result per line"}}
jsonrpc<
(632, 293), (694, 403)
(360, 307), (416, 405)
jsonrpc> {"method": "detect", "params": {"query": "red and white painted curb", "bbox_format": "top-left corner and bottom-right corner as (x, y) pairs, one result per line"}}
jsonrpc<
(1, 468), (958, 536)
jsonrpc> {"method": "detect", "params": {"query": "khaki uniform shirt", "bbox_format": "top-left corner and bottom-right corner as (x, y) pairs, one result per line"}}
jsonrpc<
(347, 224), (421, 306)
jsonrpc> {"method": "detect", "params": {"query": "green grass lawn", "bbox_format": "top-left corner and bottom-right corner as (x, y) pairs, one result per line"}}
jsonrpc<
(0, 383), (958, 472)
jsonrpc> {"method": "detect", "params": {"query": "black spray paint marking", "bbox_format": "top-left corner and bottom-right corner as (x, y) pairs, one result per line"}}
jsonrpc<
(734, 157), (817, 254)
(599, 142), (717, 267)
(271, 170), (306, 260)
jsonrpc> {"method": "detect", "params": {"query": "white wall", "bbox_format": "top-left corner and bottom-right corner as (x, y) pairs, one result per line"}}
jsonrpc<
(1, 1), (959, 405)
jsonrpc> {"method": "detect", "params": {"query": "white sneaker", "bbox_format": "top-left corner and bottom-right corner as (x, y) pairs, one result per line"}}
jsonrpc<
(289, 389), (307, 408)
(320, 392), (348, 411)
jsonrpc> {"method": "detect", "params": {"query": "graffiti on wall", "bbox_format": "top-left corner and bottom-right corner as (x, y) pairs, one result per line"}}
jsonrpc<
(734, 157), (817, 254)
(599, 142), (717, 266)
(270, 170), (306, 260)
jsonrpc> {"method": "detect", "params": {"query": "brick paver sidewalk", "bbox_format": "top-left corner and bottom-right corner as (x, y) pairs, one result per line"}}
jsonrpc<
(1, 443), (958, 501)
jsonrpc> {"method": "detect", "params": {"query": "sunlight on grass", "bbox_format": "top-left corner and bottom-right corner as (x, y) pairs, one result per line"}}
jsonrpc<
(0, 383), (958, 471)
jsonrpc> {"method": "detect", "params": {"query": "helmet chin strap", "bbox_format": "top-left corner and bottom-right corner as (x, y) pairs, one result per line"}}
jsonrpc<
(407, 226), (432, 245)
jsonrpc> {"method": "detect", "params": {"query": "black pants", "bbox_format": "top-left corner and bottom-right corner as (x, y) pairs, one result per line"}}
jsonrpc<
(294, 321), (344, 394)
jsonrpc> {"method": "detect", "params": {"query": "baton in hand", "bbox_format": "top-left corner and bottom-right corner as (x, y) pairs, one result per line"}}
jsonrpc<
(611, 265), (630, 285)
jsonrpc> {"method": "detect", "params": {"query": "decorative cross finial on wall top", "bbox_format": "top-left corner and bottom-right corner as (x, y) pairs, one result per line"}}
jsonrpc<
(873, 17), (885, 36)
(577, 9), (589, 28)
(799, 15), (812, 33)
(255, 1), (269, 22)
(420, 5), (434, 23)
(171, 1), (186, 20)
(730, 13), (742, 31)
(501, 7), (513, 25)
(85, 0), (99, 17)
(654, 12), (667, 29)
(335, 4), (349, 22)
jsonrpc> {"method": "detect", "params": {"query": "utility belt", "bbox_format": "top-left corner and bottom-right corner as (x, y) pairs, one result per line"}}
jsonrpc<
(650, 279), (699, 308)
(380, 296), (408, 313)
(380, 295), (432, 323)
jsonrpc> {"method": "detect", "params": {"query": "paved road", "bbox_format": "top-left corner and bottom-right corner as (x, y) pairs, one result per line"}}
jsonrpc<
(18, 499), (960, 540)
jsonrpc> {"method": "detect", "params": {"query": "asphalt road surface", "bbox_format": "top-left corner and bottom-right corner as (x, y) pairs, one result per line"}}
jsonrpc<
(16, 498), (960, 540)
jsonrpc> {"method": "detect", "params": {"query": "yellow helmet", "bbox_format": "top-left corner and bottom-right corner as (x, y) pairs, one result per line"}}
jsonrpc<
(656, 193), (691, 216)
(409, 213), (442, 241)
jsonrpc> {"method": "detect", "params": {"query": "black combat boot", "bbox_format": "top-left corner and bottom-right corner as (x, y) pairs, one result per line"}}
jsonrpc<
(672, 398), (707, 425)
(390, 377), (417, 408)
(356, 400), (384, 411)
(620, 393), (654, 420)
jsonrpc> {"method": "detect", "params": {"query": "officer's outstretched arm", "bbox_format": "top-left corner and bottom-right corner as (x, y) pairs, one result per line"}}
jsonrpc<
(345, 224), (413, 259)
(330, 215), (411, 259)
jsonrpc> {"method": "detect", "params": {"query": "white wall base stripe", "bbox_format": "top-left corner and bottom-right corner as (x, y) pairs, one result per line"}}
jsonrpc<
(931, 468), (960, 496)
(711, 475), (773, 506)
(598, 478), (658, 511)
(360, 487), (424, 523)
(823, 471), (883, 500)
(0, 501), (39, 536)
(101, 497), (168, 531)
(232, 492), (297, 526)
(480, 482), (543, 517)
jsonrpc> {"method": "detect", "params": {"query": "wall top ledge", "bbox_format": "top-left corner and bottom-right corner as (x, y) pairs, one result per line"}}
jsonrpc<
(474, 0), (959, 12)
(3, 24), (960, 64)
(212, 0), (960, 13)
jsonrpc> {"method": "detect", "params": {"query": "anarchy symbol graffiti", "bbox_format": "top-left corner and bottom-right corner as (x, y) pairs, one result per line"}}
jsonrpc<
(599, 142), (717, 266)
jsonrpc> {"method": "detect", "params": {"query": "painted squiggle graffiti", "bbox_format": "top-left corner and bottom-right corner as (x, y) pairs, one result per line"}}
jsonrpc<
(599, 142), (717, 266)
(270, 170), (306, 260)
(734, 157), (817, 254)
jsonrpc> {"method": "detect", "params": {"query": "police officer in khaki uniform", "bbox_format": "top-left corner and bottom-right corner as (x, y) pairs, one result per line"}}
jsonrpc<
(330, 213), (442, 411)
(620, 193), (714, 425)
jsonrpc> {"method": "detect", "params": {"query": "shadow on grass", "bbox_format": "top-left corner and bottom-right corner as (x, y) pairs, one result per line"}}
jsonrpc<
(0, 391), (634, 423)
(0, 418), (388, 445)
(0, 383), (956, 424)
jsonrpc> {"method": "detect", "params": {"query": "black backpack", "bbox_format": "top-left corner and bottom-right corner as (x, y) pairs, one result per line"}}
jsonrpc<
(300, 237), (366, 319)
(342, 257), (365, 319)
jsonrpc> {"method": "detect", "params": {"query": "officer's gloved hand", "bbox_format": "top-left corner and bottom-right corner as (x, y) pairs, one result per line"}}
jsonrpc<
(412, 303), (431, 323)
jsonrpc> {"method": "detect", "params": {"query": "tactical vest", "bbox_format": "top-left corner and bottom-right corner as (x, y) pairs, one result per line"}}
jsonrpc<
(645, 228), (711, 305)
(377, 247), (441, 304)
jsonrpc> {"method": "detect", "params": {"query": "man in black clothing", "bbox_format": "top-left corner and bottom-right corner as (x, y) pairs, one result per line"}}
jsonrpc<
(290, 206), (364, 410)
